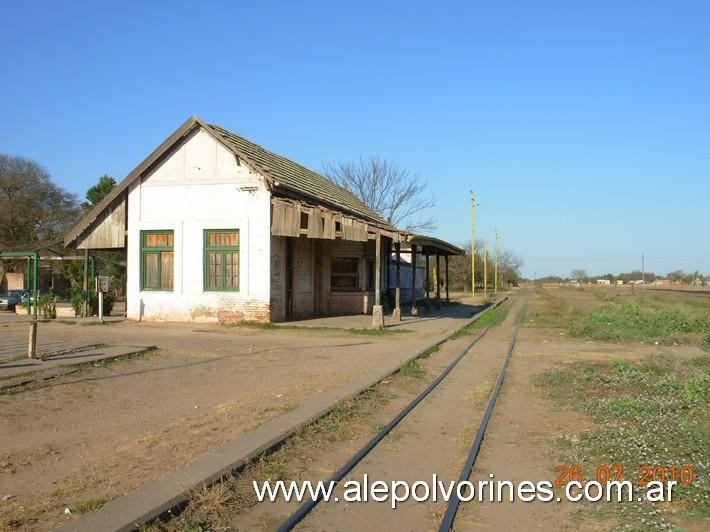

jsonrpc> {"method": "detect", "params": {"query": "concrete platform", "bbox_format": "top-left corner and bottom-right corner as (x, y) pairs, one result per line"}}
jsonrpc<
(277, 303), (479, 330)
(0, 344), (155, 379)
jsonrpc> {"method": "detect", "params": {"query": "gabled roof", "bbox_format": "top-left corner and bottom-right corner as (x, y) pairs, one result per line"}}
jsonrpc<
(205, 124), (389, 225)
(65, 116), (389, 247)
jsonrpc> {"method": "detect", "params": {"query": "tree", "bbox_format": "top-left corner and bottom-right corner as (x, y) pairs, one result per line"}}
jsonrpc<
(63, 175), (126, 295)
(81, 175), (116, 212)
(667, 270), (685, 283)
(570, 269), (588, 282)
(0, 154), (80, 245)
(323, 157), (435, 232)
(498, 249), (523, 286)
(447, 241), (523, 290)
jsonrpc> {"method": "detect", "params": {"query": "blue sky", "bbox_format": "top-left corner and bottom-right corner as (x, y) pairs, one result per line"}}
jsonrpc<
(2, 1), (708, 278)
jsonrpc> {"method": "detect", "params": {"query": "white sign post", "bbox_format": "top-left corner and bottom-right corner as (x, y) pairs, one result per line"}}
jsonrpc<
(96, 276), (110, 321)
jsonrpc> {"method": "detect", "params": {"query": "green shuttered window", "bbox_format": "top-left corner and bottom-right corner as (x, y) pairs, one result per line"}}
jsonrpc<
(204, 230), (239, 291)
(141, 230), (174, 291)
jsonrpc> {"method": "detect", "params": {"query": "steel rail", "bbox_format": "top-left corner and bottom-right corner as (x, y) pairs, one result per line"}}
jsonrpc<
(277, 303), (505, 531)
(438, 306), (525, 531)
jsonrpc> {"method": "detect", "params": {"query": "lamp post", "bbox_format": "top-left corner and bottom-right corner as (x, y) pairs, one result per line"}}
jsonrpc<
(470, 192), (477, 300)
(494, 228), (499, 294)
(483, 238), (488, 302)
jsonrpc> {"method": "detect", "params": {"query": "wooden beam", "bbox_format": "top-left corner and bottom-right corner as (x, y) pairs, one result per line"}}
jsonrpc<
(435, 253), (441, 309)
(393, 242), (401, 321)
(372, 233), (384, 328)
(445, 254), (450, 303)
(375, 233), (381, 306)
(82, 249), (89, 317)
(410, 246), (418, 316)
(425, 254), (431, 312)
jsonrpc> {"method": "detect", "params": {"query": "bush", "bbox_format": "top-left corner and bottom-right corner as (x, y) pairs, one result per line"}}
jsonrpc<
(70, 286), (86, 315)
(103, 293), (114, 316)
(70, 286), (114, 317)
(39, 293), (57, 319)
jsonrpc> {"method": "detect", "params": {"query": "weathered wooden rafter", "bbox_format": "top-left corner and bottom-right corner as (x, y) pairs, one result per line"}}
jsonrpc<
(270, 197), (406, 243)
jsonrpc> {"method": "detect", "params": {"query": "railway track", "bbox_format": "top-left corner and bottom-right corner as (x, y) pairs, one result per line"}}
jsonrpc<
(277, 296), (527, 531)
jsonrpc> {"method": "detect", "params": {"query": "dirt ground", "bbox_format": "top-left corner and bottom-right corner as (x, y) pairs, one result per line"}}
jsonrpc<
(160, 286), (708, 531)
(3, 286), (707, 530)
(0, 304), (481, 531)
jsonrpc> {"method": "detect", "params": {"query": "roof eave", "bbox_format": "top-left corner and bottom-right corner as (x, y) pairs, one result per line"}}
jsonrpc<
(64, 116), (206, 247)
(271, 183), (392, 229)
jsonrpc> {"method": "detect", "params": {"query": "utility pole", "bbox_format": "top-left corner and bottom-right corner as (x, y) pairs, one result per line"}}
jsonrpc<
(470, 191), (476, 299)
(642, 253), (645, 289)
(494, 228), (499, 294)
(483, 238), (488, 301)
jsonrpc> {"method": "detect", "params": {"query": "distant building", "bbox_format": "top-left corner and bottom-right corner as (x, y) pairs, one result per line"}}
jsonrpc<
(596, 279), (611, 285)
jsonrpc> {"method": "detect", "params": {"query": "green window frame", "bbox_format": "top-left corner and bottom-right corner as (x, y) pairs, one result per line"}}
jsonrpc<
(140, 230), (174, 291)
(204, 229), (240, 292)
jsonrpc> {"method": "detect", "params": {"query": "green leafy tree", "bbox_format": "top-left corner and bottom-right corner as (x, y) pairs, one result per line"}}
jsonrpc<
(81, 175), (116, 212)
(62, 174), (126, 300)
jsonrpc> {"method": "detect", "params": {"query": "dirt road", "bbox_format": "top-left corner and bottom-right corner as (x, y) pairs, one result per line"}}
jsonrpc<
(0, 304), (481, 530)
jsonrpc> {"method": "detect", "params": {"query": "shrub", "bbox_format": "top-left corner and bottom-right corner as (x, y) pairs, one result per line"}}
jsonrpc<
(70, 287), (114, 316)
(38, 293), (57, 319)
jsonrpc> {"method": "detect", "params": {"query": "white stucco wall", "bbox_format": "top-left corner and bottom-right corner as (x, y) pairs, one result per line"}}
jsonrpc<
(126, 128), (271, 322)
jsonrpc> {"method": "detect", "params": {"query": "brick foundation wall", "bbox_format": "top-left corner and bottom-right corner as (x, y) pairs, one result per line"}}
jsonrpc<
(216, 301), (271, 324)
(327, 291), (373, 315)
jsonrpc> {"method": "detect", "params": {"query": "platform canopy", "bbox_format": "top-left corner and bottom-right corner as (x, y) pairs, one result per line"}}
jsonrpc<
(408, 235), (464, 256)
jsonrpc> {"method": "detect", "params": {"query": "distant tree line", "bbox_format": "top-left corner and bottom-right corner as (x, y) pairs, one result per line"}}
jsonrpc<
(0, 153), (125, 298)
(564, 268), (706, 286)
(446, 241), (523, 290)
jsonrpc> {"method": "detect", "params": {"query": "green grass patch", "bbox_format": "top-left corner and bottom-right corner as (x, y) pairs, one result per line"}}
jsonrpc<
(452, 304), (509, 339)
(399, 359), (426, 379)
(537, 355), (710, 528)
(528, 287), (710, 346)
(418, 344), (440, 359)
(75, 497), (107, 514)
(567, 300), (709, 345)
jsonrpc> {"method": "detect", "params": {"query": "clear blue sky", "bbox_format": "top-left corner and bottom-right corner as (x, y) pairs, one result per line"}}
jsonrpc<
(2, 1), (708, 279)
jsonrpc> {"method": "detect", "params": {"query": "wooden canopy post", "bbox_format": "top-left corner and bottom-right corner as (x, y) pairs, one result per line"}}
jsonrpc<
(425, 254), (431, 312)
(435, 253), (442, 309)
(82, 249), (89, 318)
(392, 242), (401, 321)
(445, 255), (450, 303)
(410, 245), (418, 316)
(371, 232), (384, 328)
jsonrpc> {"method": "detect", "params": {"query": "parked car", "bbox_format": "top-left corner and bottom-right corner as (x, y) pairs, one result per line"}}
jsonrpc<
(20, 290), (38, 305)
(0, 290), (24, 311)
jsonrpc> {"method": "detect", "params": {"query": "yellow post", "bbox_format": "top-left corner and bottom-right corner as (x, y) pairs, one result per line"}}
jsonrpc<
(483, 238), (488, 302)
(470, 191), (476, 299)
(494, 228), (499, 295)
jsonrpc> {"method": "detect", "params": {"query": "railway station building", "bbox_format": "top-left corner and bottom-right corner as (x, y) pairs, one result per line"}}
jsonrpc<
(64, 116), (462, 324)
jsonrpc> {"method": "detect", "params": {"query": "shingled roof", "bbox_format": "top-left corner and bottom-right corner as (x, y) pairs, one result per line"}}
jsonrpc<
(65, 116), (390, 247)
(206, 124), (389, 225)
